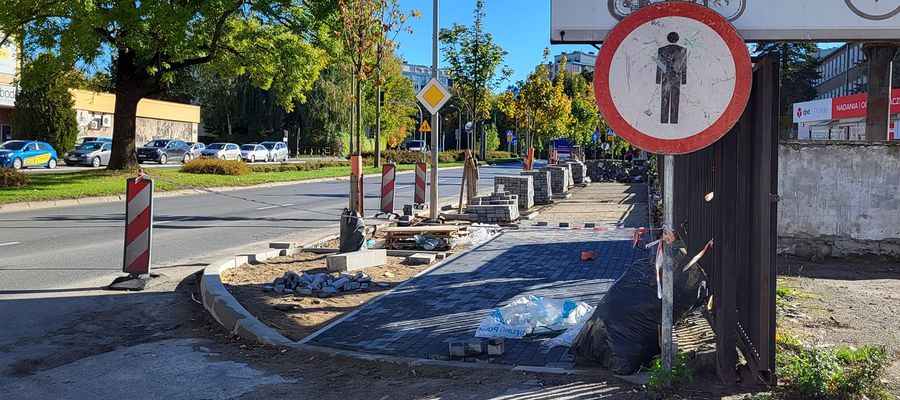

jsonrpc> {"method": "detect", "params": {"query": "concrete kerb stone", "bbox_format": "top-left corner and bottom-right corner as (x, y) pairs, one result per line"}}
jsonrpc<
(200, 228), (593, 374)
(0, 166), (465, 213)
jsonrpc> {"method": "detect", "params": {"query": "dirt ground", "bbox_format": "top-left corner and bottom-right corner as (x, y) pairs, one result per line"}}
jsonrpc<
(221, 251), (438, 341)
(777, 257), (900, 393)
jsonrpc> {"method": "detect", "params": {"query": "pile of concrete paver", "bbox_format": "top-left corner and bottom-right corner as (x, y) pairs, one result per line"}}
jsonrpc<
(267, 270), (389, 297)
(466, 191), (521, 223)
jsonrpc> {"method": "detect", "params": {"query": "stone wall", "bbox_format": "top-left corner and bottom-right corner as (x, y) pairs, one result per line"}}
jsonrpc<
(75, 110), (198, 143)
(778, 141), (900, 259)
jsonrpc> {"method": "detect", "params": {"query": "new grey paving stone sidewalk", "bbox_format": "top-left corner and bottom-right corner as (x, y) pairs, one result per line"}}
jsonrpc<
(305, 228), (647, 367)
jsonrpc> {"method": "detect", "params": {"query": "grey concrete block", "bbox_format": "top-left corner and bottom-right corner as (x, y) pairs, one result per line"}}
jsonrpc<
(269, 242), (298, 249)
(326, 249), (388, 272)
(406, 253), (437, 265)
(448, 340), (466, 357)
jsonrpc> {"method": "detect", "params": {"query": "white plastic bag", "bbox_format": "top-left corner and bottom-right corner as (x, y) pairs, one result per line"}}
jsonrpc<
(474, 295), (595, 339)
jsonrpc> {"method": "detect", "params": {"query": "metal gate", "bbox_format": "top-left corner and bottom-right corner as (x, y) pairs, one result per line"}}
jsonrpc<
(660, 55), (779, 385)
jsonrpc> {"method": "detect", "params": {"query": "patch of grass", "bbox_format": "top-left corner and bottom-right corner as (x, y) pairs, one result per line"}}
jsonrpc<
(0, 162), (463, 204)
(778, 342), (891, 400)
(648, 353), (693, 390)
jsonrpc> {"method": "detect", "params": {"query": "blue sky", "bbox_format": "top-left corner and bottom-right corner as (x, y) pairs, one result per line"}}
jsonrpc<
(394, 0), (594, 86)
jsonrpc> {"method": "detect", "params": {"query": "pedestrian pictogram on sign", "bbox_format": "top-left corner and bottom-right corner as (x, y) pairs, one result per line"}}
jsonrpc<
(594, 2), (751, 155)
(416, 77), (452, 115)
(419, 120), (432, 133)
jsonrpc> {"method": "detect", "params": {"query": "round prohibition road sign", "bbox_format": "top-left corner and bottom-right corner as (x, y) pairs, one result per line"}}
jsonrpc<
(594, 2), (751, 155)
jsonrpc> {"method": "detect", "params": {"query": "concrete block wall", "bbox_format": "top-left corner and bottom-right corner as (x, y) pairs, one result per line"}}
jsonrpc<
(778, 141), (900, 259)
(494, 175), (534, 210)
(540, 166), (570, 198)
(521, 170), (552, 205)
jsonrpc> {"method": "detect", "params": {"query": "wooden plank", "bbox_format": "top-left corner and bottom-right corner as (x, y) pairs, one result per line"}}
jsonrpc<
(381, 226), (462, 233)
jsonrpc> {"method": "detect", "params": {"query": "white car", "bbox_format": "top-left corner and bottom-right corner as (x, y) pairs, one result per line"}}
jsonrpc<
(240, 144), (269, 162)
(260, 141), (289, 162)
(200, 143), (242, 160)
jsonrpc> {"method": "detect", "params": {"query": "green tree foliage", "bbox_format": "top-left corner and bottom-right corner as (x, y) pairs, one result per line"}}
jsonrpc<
(482, 123), (500, 152)
(557, 55), (601, 145)
(439, 0), (512, 157)
(755, 43), (821, 135)
(0, 0), (332, 169)
(12, 54), (78, 154)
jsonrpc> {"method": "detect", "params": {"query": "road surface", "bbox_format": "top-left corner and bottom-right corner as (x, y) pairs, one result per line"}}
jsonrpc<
(0, 163), (523, 292)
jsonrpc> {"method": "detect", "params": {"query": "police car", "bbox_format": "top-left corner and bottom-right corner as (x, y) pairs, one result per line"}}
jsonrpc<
(0, 140), (59, 169)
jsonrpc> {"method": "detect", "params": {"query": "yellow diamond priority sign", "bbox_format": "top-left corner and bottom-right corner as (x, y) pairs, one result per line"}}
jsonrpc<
(416, 77), (452, 115)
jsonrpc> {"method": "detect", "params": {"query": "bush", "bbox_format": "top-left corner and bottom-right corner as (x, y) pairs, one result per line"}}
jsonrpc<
(779, 343), (890, 399)
(0, 167), (28, 188)
(647, 353), (693, 390)
(180, 159), (251, 175)
(486, 150), (512, 159)
(251, 161), (349, 173)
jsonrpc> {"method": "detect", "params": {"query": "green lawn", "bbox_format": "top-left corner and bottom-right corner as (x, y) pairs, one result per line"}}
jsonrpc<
(0, 163), (463, 205)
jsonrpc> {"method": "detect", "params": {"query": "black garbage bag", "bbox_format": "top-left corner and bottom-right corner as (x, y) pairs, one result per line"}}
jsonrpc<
(339, 208), (365, 253)
(569, 253), (708, 374)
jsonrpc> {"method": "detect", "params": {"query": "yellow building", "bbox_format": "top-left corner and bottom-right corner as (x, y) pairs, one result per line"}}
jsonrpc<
(0, 39), (200, 144)
(68, 89), (200, 144)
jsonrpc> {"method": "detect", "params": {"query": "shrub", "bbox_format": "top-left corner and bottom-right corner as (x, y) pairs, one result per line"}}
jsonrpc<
(779, 343), (890, 399)
(13, 54), (79, 154)
(486, 150), (512, 159)
(0, 167), (28, 188)
(648, 353), (693, 390)
(180, 159), (251, 175)
(251, 161), (349, 173)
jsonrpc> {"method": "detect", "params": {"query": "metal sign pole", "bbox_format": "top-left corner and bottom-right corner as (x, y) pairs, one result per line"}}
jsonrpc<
(429, 0), (440, 220)
(662, 154), (675, 375)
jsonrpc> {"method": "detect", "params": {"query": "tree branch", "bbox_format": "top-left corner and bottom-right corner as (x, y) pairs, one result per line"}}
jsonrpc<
(161, 1), (242, 72)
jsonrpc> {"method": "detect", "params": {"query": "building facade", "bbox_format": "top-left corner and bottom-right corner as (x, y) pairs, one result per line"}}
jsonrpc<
(813, 43), (872, 100)
(401, 63), (451, 93)
(69, 89), (200, 144)
(0, 40), (18, 141)
(547, 51), (597, 80)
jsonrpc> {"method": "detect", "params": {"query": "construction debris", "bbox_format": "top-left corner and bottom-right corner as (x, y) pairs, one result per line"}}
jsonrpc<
(382, 226), (467, 250)
(269, 270), (386, 297)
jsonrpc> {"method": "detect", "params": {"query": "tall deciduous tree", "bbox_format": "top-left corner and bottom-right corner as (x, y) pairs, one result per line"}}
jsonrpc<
(336, 0), (415, 156)
(756, 43), (821, 135)
(439, 0), (511, 159)
(0, 0), (331, 169)
(13, 54), (79, 154)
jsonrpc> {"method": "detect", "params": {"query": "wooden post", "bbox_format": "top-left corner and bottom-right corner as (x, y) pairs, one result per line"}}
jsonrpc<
(862, 44), (899, 141)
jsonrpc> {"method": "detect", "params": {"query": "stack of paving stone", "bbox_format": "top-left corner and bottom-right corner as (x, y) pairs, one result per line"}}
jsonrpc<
(466, 191), (520, 223)
(266, 270), (389, 297)
(521, 170), (552, 205)
(565, 161), (587, 184)
(493, 175), (534, 210)
(540, 165), (570, 198)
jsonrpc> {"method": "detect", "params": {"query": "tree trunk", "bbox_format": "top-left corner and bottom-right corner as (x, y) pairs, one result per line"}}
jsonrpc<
(107, 50), (156, 171)
(356, 77), (363, 155)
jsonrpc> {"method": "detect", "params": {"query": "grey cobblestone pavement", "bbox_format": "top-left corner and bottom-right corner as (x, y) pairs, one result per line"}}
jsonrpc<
(305, 226), (648, 367)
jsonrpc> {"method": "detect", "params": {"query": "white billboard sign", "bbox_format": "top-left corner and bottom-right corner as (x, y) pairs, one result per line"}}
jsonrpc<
(0, 83), (15, 107)
(551, 0), (900, 43)
(0, 39), (16, 76)
(793, 98), (832, 123)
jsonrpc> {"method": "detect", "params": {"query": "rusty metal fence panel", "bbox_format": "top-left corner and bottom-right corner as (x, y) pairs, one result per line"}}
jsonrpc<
(660, 55), (779, 385)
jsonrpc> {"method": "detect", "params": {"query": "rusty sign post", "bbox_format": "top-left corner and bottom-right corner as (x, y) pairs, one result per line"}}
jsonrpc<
(594, 2), (751, 378)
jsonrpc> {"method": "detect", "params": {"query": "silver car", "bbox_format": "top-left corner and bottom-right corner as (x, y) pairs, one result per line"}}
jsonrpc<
(260, 141), (289, 162)
(186, 142), (205, 161)
(200, 143), (242, 160)
(64, 141), (111, 167)
(240, 144), (269, 162)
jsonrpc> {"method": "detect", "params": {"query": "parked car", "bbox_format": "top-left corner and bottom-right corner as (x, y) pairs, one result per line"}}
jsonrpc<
(260, 141), (289, 162)
(64, 141), (111, 167)
(404, 140), (428, 152)
(200, 143), (242, 160)
(240, 144), (270, 162)
(75, 136), (112, 146)
(0, 140), (59, 169)
(186, 142), (206, 161)
(136, 139), (191, 164)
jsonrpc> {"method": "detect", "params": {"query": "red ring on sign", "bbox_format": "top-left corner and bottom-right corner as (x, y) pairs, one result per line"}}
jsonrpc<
(594, 2), (752, 155)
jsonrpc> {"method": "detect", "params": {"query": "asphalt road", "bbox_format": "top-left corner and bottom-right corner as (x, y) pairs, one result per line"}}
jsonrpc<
(0, 163), (524, 292)
(21, 156), (340, 175)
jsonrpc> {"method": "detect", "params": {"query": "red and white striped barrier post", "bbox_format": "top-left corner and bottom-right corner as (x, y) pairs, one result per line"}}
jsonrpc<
(123, 175), (154, 275)
(414, 162), (427, 205)
(380, 163), (396, 214)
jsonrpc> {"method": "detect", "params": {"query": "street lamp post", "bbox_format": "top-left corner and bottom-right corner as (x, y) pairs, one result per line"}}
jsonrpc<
(429, 0), (440, 221)
(447, 105), (462, 150)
